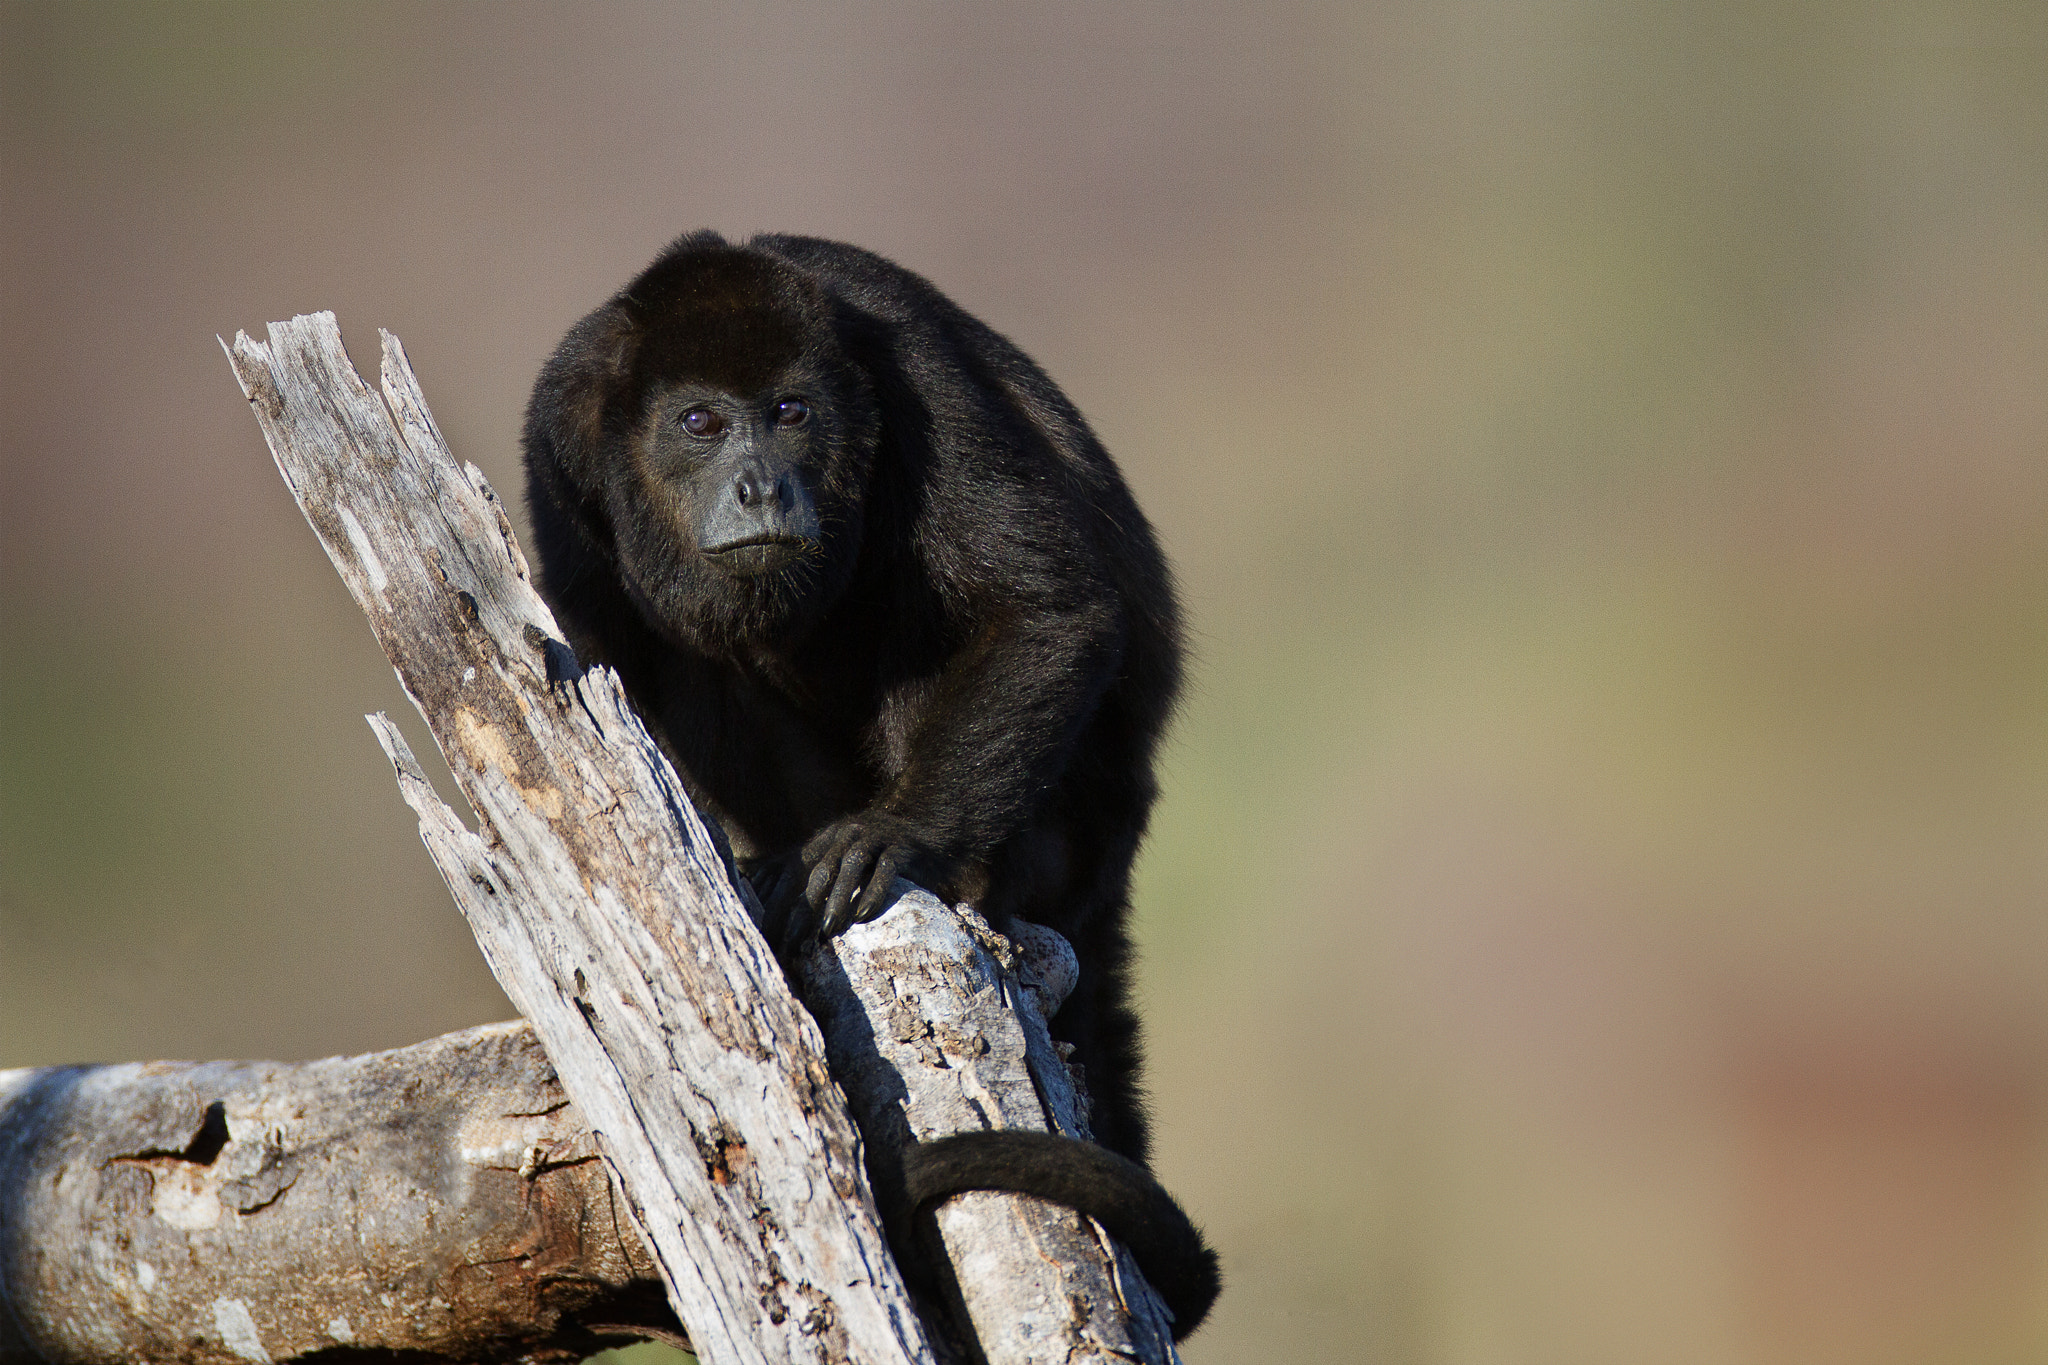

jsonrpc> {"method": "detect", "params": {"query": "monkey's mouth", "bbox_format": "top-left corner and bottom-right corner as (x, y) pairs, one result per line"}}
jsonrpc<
(701, 534), (812, 577)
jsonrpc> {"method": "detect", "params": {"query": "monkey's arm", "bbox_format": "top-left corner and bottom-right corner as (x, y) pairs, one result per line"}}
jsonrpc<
(775, 591), (1126, 939)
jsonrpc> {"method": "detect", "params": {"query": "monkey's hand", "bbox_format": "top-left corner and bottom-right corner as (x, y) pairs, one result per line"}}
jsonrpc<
(760, 813), (939, 947)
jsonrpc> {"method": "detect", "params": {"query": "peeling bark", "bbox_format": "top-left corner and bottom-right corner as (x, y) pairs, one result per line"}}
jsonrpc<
(0, 905), (1167, 1365)
(0, 1022), (681, 1365)
(803, 894), (1181, 1361)
(225, 314), (929, 1365)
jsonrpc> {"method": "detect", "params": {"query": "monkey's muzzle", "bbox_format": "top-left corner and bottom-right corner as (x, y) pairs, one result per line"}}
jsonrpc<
(701, 534), (814, 577)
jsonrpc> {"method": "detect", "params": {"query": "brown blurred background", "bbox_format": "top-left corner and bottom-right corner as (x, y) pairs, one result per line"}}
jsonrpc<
(6, 3), (2048, 1362)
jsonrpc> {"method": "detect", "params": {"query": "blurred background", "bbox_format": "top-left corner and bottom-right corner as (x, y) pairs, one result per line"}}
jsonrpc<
(5, 2), (2048, 1362)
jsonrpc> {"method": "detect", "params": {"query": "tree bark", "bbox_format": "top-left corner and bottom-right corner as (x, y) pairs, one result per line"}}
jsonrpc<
(804, 894), (1180, 1361)
(0, 911), (1176, 1365)
(212, 315), (1179, 1365)
(225, 314), (929, 1365)
(0, 1022), (683, 1365)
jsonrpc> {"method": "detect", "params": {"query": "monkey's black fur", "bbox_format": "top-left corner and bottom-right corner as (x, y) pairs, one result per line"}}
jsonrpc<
(896, 1133), (1220, 1338)
(522, 231), (1212, 1338)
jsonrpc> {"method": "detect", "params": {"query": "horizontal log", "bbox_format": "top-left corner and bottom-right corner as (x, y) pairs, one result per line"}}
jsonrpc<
(0, 908), (1144, 1365)
(0, 1021), (685, 1365)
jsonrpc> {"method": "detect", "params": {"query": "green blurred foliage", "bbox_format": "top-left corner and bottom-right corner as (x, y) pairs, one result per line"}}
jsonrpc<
(585, 1344), (693, 1365)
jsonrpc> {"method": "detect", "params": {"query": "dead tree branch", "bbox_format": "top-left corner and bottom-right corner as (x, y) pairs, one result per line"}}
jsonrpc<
(210, 314), (1178, 1365)
(0, 1022), (682, 1365)
(223, 313), (926, 1365)
(0, 893), (1164, 1365)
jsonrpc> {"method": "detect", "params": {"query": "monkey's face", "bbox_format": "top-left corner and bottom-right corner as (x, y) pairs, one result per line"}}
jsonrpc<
(526, 239), (882, 657)
(613, 365), (870, 653)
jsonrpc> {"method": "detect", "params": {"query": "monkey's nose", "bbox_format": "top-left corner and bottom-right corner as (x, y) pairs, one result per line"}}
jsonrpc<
(733, 472), (791, 508)
(701, 463), (820, 564)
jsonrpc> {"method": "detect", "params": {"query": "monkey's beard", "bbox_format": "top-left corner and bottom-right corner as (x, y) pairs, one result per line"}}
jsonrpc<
(624, 543), (844, 659)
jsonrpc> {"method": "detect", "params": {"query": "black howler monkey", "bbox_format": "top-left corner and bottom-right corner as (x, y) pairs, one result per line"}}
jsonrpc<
(522, 231), (1216, 1338)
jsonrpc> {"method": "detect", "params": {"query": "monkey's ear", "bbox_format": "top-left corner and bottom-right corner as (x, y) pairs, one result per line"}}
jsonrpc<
(531, 302), (641, 483)
(524, 302), (642, 556)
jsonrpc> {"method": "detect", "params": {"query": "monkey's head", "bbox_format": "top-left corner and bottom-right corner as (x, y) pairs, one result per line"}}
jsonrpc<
(524, 232), (879, 653)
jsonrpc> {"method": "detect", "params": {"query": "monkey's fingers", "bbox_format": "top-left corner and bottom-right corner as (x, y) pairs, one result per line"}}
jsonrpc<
(801, 826), (854, 907)
(850, 845), (906, 924)
(816, 839), (879, 939)
(779, 881), (840, 952)
(771, 878), (828, 951)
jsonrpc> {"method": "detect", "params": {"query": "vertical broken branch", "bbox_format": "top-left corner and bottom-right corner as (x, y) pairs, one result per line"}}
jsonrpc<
(227, 315), (929, 1365)
(223, 314), (1181, 1365)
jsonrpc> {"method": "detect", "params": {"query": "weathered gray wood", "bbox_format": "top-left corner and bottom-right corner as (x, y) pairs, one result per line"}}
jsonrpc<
(226, 315), (931, 1365)
(0, 887), (1164, 1365)
(804, 893), (1181, 1361)
(220, 313), (1180, 1365)
(0, 1021), (682, 1365)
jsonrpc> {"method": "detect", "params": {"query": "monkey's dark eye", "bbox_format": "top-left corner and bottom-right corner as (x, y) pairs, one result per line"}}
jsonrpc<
(774, 398), (810, 427)
(681, 407), (726, 438)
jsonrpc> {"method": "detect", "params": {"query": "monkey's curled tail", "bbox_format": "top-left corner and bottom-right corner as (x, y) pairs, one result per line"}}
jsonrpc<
(900, 1130), (1221, 1340)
